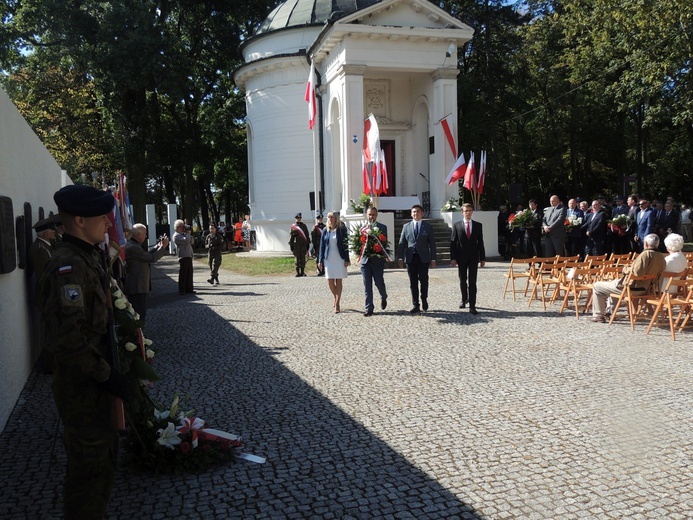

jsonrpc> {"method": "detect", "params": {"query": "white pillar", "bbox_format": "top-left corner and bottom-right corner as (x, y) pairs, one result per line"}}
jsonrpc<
(431, 68), (460, 216)
(145, 204), (157, 249)
(341, 64), (366, 214)
(167, 203), (177, 254)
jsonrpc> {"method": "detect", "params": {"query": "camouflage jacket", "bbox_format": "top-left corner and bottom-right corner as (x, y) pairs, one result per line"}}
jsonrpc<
(37, 235), (111, 384)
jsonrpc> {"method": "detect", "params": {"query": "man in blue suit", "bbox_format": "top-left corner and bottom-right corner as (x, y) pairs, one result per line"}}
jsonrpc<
(360, 206), (388, 317)
(450, 203), (486, 315)
(634, 198), (656, 252)
(398, 204), (437, 313)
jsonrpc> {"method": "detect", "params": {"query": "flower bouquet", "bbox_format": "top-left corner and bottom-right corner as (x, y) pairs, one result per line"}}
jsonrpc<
(608, 214), (631, 236)
(349, 222), (392, 262)
(565, 215), (583, 232)
(109, 279), (244, 473)
(441, 198), (459, 212)
(508, 209), (538, 230)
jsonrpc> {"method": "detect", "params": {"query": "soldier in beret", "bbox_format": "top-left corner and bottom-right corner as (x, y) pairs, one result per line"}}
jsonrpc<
(37, 184), (129, 520)
(28, 217), (56, 279)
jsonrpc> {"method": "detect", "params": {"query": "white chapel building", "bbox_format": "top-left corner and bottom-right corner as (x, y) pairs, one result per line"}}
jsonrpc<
(234, 0), (474, 252)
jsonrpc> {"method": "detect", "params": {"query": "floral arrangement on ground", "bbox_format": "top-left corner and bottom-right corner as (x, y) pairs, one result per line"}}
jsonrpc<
(508, 209), (538, 229)
(349, 222), (392, 261)
(441, 197), (459, 212)
(110, 279), (243, 473)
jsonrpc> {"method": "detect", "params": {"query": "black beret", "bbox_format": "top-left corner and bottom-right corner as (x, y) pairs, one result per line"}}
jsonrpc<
(54, 185), (115, 217)
(295, 212), (302, 219)
(33, 217), (55, 232)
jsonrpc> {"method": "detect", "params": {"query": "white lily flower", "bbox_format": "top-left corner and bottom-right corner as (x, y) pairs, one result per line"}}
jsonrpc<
(156, 422), (182, 450)
(112, 288), (124, 298)
(124, 342), (137, 352)
(154, 409), (170, 420)
(146, 348), (155, 359)
(144, 338), (153, 347)
(134, 312), (140, 321)
(114, 298), (127, 310)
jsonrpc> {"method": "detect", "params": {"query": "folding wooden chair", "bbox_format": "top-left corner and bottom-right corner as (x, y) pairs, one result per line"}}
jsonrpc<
(549, 258), (585, 305)
(645, 278), (693, 340)
(609, 253), (633, 267)
(528, 256), (579, 310)
(502, 257), (536, 300)
(526, 257), (558, 311)
(559, 265), (601, 318)
(608, 273), (658, 329)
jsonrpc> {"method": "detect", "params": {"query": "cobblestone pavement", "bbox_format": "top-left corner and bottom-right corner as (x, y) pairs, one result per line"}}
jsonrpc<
(1, 254), (691, 519)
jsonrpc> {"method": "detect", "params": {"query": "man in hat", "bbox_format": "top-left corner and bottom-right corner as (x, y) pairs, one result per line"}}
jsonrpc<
(37, 184), (129, 520)
(28, 217), (56, 279)
(289, 212), (310, 277)
(311, 214), (325, 276)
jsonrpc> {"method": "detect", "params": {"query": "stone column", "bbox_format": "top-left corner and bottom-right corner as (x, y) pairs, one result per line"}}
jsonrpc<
(431, 67), (460, 216)
(340, 64), (367, 215)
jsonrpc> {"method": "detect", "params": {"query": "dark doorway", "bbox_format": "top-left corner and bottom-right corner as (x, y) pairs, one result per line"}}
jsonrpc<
(380, 140), (396, 197)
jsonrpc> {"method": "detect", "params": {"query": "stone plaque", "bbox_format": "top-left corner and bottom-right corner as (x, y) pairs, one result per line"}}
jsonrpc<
(364, 80), (390, 118)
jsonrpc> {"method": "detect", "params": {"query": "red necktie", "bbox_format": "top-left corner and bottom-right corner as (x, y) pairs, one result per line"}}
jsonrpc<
(466, 221), (471, 239)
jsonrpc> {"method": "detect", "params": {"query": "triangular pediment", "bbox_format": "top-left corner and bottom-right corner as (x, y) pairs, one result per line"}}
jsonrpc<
(337, 0), (471, 32)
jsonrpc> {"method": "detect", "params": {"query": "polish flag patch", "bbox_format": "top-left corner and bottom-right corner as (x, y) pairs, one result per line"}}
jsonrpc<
(58, 266), (73, 275)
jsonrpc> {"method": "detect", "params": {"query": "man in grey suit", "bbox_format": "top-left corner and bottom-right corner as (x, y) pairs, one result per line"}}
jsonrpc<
(124, 223), (169, 325)
(542, 195), (567, 256)
(398, 204), (437, 313)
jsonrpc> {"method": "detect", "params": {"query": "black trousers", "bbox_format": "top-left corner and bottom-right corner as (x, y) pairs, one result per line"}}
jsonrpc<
(406, 253), (430, 305)
(457, 261), (479, 308)
(178, 257), (194, 294)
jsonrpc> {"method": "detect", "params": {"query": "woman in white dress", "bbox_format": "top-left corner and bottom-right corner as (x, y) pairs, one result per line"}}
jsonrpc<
(318, 212), (350, 313)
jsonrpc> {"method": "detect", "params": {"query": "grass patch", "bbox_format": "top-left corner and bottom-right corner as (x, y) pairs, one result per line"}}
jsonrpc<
(214, 253), (299, 276)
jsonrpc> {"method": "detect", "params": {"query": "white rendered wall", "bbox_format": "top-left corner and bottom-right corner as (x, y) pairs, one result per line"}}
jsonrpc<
(0, 87), (67, 430)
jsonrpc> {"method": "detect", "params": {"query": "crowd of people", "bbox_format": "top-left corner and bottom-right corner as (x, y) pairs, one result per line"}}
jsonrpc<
(499, 194), (691, 259)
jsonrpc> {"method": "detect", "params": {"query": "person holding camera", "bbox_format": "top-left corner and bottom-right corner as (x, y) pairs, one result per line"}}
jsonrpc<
(173, 219), (195, 295)
(124, 223), (169, 324)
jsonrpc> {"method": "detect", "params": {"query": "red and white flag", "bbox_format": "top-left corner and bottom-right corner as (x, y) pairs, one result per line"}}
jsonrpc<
(477, 150), (486, 195)
(362, 114), (380, 163)
(463, 151), (476, 191)
(304, 60), (317, 130)
(374, 148), (389, 194)
(362, 151), (372, 194)
(445, 152), (466, 185)
(440, 115), (457, 159)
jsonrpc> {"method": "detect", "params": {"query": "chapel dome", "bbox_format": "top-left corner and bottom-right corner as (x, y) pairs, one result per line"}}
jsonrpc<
(255, 0), (384, 36)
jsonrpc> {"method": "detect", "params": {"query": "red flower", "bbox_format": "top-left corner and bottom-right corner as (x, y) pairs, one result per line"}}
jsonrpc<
(373, 243), (382, 253)
(179, 442), (191, 454)
(378, 233), (386, 242)
(564, 218), (570, 226)
(508, 214), (516, 223)
(360, 235), (367, 243)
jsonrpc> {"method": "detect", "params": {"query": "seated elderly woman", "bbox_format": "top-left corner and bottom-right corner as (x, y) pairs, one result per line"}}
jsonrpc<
(660, 233), (688, 292)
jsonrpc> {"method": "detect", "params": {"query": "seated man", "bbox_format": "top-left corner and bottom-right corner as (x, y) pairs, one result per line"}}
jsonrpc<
(590, 233), (665, 323)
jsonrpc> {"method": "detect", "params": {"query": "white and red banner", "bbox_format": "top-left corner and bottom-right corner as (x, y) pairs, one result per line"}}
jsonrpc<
(445, 152), (466, 185)
(441, 115), (457, 159)
(304, 60), (317, 130)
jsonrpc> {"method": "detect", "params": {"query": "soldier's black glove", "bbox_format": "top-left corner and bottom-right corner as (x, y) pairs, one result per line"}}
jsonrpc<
(100, 371), (130, 402)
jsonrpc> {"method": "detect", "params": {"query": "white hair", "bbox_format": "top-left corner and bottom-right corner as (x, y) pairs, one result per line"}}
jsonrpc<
(664, 233), (684, 252)
(174, 219), (185, 230)
(643, 233), (660, 249)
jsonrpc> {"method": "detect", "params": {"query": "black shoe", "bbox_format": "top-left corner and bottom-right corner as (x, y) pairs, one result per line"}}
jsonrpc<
(381, 298), (387, 310)
(188, 290), (197, 294)
(459, 301), (466, 309)
(422, 298), (428, 311)
(207, 278), (214, 285)
(410, 306), (421, 314)
(364, 310), (373, 317)
(295, 273), (302, 277)
(214, 281), (220, 285)
(469, 307), (478, 315)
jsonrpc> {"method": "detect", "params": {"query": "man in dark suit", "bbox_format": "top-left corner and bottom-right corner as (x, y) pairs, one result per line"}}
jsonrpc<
(450, 203), (486, 315)
(656, 200), (680, 251)
(525, 199), (543, 257)
(582, 200), (607, 256)
(634, 198), (656, 252)
(542, 194), (568, 256)
(398, 204), (436, 313)
(360, 206), (388, 317)
(124, 223), (169, 325)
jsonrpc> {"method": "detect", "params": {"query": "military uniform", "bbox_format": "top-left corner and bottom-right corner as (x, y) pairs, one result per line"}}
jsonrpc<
(205, 231), (224, 284)
(37, 185), (123, 520)
(311, 216), (325, 276)
(289, 213), (310, 277)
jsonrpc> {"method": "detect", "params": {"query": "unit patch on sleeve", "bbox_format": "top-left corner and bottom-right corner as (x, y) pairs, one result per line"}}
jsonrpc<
(61, 285), (84, 307)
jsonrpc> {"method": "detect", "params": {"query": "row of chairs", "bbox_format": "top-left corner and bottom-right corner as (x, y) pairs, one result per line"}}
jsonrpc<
(502, 252), (693, 340)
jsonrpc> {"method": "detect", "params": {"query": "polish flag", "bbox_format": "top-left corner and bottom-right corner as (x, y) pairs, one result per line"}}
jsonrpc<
(445, 152), (466, 185)
(441, 115), (457, 159)
(375, 148), (389, 194)
(304, 60), (317, 130)
(477, 150), (486, 195)
(362, 151), (372, 194)
(362, 114), (380, 163)
(463, 151), (476, 191)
